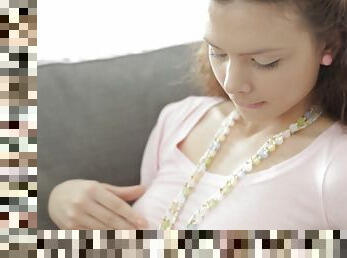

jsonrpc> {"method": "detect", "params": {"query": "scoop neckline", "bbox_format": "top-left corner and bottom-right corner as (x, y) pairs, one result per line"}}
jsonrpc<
(174, 96), (339, 183)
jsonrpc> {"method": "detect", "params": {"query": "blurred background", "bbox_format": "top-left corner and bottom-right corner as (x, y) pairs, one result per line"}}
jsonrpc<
(38, 0), (209, 64)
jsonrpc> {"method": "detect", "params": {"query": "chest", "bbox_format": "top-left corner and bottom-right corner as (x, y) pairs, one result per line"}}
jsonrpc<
(177, 120), (319, 176)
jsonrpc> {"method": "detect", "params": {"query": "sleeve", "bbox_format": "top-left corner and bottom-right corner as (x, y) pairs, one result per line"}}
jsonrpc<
(139, 95), (215, 189)
(139, 101), (178, 189)
(322, 142), (347, 229)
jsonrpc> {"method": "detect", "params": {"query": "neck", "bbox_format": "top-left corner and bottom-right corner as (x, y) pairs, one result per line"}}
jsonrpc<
(235, 96), (320, 138)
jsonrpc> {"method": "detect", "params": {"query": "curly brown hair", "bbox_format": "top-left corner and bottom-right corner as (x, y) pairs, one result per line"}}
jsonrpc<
(189, 0), (347, 127)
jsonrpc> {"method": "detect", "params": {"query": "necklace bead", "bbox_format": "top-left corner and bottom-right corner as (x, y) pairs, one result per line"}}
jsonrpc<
(190, 171), (204, 183)
(297, 117), (307, 127)
(283, 129), (291, 138)
(244, 159), (253, 172)
(289, 123), (299, 133)
(275, 136), (284, 145)
(183, 183), (193, 197)
(251, 155), (261, 165)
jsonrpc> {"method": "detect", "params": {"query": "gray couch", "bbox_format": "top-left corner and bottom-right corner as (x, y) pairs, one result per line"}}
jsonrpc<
(38, 42), (204, 229)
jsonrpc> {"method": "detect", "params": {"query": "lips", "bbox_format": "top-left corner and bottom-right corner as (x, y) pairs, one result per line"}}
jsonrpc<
(235, 100), (265, 106)
(234, 101), (266, 109)
(249, 101), (265, 105)
(246, 102), (265, 107)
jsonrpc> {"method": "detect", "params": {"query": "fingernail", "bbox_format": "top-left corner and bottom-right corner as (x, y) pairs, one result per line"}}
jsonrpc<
(136, 218), (148, 228)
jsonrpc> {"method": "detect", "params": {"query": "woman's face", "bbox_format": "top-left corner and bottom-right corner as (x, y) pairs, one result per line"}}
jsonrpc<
(204, 0), (325, 122)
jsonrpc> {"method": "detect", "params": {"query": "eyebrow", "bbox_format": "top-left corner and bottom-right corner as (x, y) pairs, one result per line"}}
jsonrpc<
(203, 37), (284, 56)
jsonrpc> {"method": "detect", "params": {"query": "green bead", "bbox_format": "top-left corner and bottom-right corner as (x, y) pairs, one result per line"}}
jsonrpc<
(207, 199), (218, 208)
(205, 156), (213, 166)
(297, 117), (306, 127)
(252, 155), (261, 165)
(160, 217), (171, 230)
(220, 183), (231, 195)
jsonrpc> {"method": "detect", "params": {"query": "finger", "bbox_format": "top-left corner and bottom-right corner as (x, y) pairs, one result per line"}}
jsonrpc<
(102, 184), (146, 201)
(76, 213), (110, 230)
(92, 187), (148, 228)
(83, 200), (137, 229)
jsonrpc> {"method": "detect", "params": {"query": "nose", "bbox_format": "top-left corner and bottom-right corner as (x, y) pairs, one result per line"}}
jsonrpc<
(223, 60), (251, 94)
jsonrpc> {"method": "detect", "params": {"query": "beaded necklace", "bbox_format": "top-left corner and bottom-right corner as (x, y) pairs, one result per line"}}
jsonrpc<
(159, 105), (322, 230)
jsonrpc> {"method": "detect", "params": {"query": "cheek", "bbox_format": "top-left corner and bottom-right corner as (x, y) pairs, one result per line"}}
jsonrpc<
(273, 60), (319, 99)
(280, 51), (320, 88)
(299, 57), (321, 88)
(210, 60), (226, 85)
(263, 73), (316, 107)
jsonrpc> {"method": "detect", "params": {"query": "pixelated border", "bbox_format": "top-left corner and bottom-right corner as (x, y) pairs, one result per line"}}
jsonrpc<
(0, 0), (37, 254)
(34, 230), (345, 257)
(1, 1), (346, 258)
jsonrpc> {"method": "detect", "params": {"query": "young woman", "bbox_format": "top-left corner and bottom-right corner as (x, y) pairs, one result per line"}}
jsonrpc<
(48, 0), (347, 230)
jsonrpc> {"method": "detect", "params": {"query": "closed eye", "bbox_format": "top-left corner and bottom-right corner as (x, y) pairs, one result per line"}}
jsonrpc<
(209, 53), (280, 70)
(252, 58), (280, 70)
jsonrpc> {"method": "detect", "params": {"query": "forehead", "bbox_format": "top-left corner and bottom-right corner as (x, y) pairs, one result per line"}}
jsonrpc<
(204, 1), (309, 49)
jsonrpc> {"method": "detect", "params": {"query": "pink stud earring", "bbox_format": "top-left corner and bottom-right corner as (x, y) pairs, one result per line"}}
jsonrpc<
(321, 54), (333, 66)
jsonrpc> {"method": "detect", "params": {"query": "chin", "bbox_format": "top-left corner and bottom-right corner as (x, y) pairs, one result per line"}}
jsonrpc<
(235, 106), (270, 121)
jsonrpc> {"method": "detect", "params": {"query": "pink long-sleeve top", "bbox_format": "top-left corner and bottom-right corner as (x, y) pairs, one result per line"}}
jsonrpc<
(131, 96), (347, 229)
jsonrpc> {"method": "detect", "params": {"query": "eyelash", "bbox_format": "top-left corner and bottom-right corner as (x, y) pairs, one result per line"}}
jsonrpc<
(209, 53), (280, 70)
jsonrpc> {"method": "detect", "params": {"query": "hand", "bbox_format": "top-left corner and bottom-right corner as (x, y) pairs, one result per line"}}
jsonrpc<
(48, 179), (148, 229)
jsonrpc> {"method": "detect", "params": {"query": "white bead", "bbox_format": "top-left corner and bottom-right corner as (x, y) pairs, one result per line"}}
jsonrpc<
(211, 193), (222, 202)
(216, 128), (225, 136)
(236, 169), (246, 178)
(233, 111), (240, 120)
(222, 127), (230, 135)
(244, 159), (253, 172)
(260, 152), (268, 159)
(275, 136), (284, 145)
(196, 163), (206, 172)
(222, 120), (229, 127)
(211, 141), (221, 151)
(289, 124), (298, 133)
(199, 152), (209, 163)
(206, 150), (214, 157)
(228, 120), (235, 127)
(176, 193), (185, 204)
(283, 129), (291, 138)
(257, 147), (269, 159)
